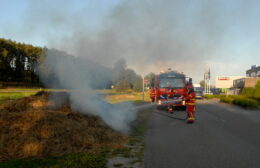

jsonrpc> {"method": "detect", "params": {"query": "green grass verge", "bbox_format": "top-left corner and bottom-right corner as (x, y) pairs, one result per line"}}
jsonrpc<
(0, 88), (67, 92)
(0, 89), (70, 104)
(0, 89), (151, 105)
(0, 92), (37, 104)
(128, 106), (153, 162)
(0, 151), (108, 168)
(220, 95), (259, 109)
(110, 147), (132, 158)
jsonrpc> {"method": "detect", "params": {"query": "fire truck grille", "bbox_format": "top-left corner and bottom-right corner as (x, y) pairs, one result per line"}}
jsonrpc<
(162, 94), (168, 98)
(173, 94), (181, 98)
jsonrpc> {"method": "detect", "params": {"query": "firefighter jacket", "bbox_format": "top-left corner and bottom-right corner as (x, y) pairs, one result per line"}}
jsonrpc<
(186, 91), (196, 106)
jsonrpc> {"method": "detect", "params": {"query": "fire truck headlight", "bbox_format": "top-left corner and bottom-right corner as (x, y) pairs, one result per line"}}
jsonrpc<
(158, 100), (162, 105)
(182, 100), (185, 105)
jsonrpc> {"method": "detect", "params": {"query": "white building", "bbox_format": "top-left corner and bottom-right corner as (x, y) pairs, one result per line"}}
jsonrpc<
(215, 76), (245, 89)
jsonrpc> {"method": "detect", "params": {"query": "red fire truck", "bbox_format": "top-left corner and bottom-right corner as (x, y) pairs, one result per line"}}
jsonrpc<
(150, 69), (193, 110)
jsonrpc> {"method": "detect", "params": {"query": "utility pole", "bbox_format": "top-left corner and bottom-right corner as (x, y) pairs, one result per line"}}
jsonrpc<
(204, 70), (207, 94)
(204, 68), (211, 95)
(208, 68), (211, 94)
(142, 76), (145, 101)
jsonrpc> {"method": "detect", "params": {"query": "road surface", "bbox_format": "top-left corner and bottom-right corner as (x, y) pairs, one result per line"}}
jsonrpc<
(144, 99), (260, 168)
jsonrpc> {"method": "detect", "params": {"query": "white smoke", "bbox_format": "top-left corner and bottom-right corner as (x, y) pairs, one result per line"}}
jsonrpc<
(22, 0), (260, 131)
(39, 49), (136, 132)
(19, 0), (260, 82)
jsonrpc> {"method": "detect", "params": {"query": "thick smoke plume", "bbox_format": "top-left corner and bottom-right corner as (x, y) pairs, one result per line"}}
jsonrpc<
(24, 0), (260, 131)
(22, 0), (260, 80)
(39, 49), (136, 132)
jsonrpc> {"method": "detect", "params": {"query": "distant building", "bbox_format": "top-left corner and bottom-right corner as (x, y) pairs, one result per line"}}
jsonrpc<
(246, 65), (260, 77)
(236, 65), (260, 88)
(215, 65), (260, 95)
(230, 66), (260, 95)
(232, 77), (260, 95)
(215, 76), (245, 89)
(233, 77), (260, 88)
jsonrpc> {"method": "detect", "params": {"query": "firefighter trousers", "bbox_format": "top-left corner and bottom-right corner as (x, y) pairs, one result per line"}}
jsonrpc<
(187, 104), (195, 118)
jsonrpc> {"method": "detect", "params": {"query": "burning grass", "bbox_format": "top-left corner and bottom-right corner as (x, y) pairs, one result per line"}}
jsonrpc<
(0, 91), (126, 162)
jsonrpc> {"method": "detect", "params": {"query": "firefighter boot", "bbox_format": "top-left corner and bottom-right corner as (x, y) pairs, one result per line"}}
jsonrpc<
(187, 112), (195, 123)
(168, 106), (173, 113)
(187, 117), (195, 123)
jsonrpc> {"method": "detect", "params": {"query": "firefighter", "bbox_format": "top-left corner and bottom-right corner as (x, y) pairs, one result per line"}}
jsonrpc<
(186, 87), (196, 123)
(167, 104), (174, 113)
(167, 88), (175, 113)
(150, 89), (156, 103)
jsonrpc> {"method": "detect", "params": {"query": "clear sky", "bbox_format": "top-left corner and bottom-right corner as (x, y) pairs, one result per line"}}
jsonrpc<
(1, 0), (260, 84)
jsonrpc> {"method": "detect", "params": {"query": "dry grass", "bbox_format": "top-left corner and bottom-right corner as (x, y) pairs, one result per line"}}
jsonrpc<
(0, 91), (126, 162)
(105, 92), (151, 104)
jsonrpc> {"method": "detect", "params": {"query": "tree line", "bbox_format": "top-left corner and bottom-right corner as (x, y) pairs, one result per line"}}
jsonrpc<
(0, 38), (43, 84)
(0, 38), (144, 91)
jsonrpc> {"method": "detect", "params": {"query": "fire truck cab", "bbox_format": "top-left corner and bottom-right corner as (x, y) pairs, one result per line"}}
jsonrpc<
(150, 69), (193, 110)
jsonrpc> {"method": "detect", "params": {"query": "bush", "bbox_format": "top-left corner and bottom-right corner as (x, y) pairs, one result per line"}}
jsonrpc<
(233, 97), (259, 108)
(242, 81), (260, 99)
(242, 87), (255, 98)
(220, 95), (259, 108)
(204, 95), (220, 99)
(220, 96), (233, 104)
(254, 81), (260, 98)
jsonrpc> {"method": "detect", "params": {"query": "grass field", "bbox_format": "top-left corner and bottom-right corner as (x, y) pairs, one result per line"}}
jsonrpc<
(0, 92), (37, 104)
(0, 88), (152, 105)
(0, 88), (69, 104)
(0, 150), (108, 168)
(0, 89), (152, 167)
(1, 118), (152, 168)
(104, 91), (151, 104)
(0, 88), (67, 92)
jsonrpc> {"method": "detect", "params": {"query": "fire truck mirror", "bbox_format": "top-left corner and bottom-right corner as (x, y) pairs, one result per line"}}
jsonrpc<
(189, 78), (193, 84)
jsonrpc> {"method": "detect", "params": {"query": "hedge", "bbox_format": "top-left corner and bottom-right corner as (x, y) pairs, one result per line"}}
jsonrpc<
(232, 97), (259, 108)
(242, 81), (260, 99)
(220, 95), (259, 109)
(204, 95), (222, 99)
(220, 96), (233, 104)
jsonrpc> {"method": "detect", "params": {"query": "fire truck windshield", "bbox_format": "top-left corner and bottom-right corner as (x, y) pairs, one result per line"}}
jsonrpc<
(159, 77), (185, 88)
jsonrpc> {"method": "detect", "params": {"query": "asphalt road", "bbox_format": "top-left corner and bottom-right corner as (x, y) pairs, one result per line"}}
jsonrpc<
(144, 99), (260, 168)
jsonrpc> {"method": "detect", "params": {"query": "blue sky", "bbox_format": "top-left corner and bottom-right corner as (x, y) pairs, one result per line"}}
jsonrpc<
(0, 0), (260, 84)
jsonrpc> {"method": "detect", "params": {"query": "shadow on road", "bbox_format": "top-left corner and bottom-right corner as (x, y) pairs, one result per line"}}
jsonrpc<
(155, 110), (187, 121)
